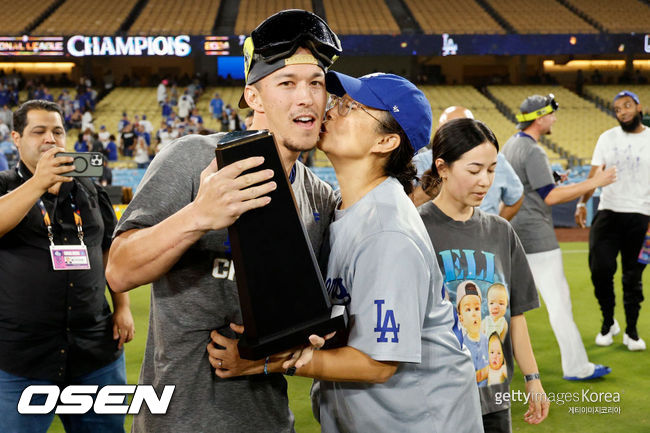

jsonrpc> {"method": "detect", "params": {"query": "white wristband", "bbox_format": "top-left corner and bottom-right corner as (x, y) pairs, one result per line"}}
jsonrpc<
(576, 203), (586, 208)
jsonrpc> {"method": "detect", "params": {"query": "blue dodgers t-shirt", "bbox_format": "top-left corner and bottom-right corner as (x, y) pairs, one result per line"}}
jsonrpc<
(481, 153), (523, 215)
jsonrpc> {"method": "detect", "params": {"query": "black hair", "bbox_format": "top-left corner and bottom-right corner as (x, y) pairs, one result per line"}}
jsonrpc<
(465, 282), (479, 295)
(377, 112), (417, 194)
(13, 100), (64, 135)
(421, 118), (498, 194)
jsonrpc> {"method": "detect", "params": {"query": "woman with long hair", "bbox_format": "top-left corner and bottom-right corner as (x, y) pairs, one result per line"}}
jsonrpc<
(419, 118), (549, 432)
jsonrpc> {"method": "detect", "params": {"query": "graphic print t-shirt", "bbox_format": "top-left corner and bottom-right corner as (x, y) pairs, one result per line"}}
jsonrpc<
(419, 202), (540, 415)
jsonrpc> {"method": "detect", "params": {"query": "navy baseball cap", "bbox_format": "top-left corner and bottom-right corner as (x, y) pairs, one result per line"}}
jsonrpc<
(613, 90), (640, 105)
(325, 72), (432, 153)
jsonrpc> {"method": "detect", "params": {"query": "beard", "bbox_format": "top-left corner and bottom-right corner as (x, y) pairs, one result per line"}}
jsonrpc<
(618, 111), (642, 132)
(282, 135), (318, 153)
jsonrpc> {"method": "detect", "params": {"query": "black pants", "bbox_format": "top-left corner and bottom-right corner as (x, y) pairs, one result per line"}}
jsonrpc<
(483, 408), (511, 433)
(589, 210), (648, 336)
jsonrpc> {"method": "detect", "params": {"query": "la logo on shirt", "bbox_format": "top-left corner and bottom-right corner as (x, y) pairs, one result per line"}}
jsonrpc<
(374, 300), (400, 343)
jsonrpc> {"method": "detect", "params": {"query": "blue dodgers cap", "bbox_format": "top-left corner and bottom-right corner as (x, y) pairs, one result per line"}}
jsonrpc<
(613, 90), (640, 105)
(326, 71), (432, 153)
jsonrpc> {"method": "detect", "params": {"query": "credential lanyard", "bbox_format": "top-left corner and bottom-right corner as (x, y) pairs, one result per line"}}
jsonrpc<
(36, 194), (85, 246)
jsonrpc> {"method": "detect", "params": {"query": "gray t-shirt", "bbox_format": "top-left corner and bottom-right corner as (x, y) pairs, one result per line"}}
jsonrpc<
(501, 133), (558, 253)
(317, 178), (483, 433)
(418, 202), (540, 415)
(115, 133), (336, 433)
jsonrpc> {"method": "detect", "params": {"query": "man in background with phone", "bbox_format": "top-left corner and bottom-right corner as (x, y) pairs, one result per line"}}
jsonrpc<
(0, 100), (134, 432)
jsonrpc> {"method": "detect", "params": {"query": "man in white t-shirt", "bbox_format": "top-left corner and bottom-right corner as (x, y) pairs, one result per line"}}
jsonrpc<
(156, 124), (178, 153)
(140, 114), (153, 134)
(178, 91), (194, 120)
(98, 125), (110, 146)
(81, 109), (94, 132)
(157, 79), (168, 105)
(576, 90), (650, 351)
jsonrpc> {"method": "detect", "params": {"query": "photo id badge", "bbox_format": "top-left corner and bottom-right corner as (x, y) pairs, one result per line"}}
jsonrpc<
(50, 245), (91, 270)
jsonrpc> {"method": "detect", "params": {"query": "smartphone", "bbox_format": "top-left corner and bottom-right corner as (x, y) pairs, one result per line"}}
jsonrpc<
(58, 152), (104, 177)
(552, 171), (562, 183)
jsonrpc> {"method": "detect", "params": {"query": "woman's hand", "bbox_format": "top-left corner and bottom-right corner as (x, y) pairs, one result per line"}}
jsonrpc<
(206, 323), (335, 378)
(523, 379), (549, 424)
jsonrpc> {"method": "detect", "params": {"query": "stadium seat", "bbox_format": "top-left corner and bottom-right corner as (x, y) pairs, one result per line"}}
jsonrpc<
(404, 0), (505, 34)
(584, 85), (650, 115)
(323, 0), (400, 35)
(130, 0), (220, 35)
(33, 0), (138, 35)
(485, 0), (598, 34)
(3, 0), (59, 35)
(417, 85), (567, 163)
(234, 0), (312, 35)
(487, 85), (617, 163)
(565, 0), (650, 33)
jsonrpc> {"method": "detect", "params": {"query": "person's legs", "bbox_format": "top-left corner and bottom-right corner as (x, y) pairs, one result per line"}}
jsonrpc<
(0, 369), (56, 433)
(620, 213), (648, 341)
(526, 249), (594, 378)
(59, 353), (127, 433)
(482, 407), (511, 433)
(589, 210), (620, 331)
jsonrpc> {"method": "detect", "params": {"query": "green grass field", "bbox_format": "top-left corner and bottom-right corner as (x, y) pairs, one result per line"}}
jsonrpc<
(48, 242), (649, 432)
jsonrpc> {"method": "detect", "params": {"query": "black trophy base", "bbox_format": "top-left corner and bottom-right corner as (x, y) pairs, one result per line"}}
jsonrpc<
(238, 306), (347, 360)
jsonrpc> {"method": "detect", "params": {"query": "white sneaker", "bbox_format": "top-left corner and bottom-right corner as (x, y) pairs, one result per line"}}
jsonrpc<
(623, 334), (646, 351)
(595, 319), (620, 346)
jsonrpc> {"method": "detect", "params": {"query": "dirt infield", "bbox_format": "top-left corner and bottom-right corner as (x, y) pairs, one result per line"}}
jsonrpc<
(555, 227), (589, 242)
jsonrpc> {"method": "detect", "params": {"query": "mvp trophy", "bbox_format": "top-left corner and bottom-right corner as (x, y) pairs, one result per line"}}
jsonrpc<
(215, 130), (347, 360)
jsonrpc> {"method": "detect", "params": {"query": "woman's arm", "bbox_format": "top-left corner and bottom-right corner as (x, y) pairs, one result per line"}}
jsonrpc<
(511, 314), (549, 424)
(294, 346), (398, 384)
(207, 325), (398, 384)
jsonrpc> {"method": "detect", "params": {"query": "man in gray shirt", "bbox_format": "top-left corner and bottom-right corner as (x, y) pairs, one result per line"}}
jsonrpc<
(502, 94), (616, 381)
(105, 10), (341, 432)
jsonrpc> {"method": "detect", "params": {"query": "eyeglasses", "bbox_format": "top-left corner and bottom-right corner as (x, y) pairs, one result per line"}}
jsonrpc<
(326, 95), (391, 130)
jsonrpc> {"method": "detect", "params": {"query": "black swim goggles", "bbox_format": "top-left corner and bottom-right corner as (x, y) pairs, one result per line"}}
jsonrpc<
(249, 9), (341, 68)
